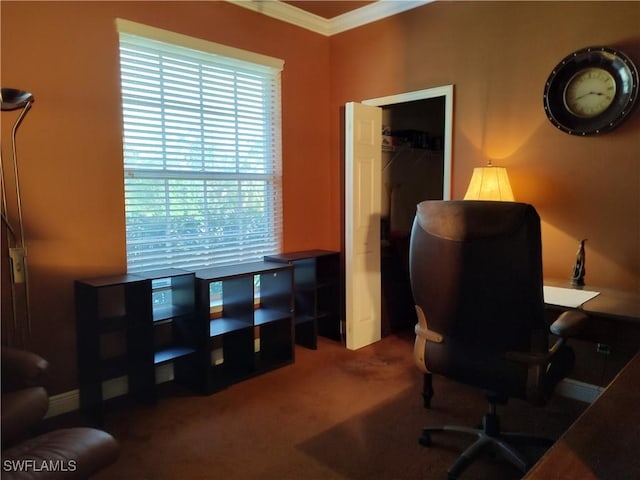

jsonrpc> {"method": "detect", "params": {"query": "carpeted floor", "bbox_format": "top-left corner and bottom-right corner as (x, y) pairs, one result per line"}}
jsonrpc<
(85, 330), (585, 480)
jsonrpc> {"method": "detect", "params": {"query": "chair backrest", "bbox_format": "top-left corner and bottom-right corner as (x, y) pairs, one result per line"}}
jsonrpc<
(409, 200), (547, 399)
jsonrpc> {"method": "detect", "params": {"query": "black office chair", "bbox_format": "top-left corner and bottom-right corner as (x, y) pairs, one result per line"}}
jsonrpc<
(409, 200), (586, 479)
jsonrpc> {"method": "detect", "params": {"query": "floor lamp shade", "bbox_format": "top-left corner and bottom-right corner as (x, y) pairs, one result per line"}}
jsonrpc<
(463, 166), (514, 201)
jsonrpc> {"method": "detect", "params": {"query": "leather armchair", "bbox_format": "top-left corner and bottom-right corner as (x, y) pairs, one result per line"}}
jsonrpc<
(409, 200), (587, 479)
(2, 348), (50, 448)
(1, 347), (119, 479)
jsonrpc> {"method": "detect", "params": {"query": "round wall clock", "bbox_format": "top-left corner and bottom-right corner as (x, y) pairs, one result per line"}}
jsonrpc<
(543, 46), (639, 135)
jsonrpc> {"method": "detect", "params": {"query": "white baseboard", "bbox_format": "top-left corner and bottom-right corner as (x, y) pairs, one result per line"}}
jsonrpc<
(46, 389), (80, 418)
(47, 370), (602, 419)
(556, 377), (604, 403)
(46, 363), (175, 418)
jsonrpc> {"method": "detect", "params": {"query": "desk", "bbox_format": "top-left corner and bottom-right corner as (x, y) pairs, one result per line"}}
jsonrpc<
(544, 279), (640, 324)
(419, 283), (640, 406)
(544, 280), (640, 387)
(523, 351), (640, 479)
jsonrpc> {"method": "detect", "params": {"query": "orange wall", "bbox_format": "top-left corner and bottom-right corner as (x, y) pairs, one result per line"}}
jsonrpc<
(330, 1), (640, 291)
(1, 1), (639, 394)
(1, 1), (333, 392)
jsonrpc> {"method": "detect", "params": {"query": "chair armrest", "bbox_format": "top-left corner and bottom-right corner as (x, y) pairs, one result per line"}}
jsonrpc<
(507, 311), (588, 364)
(549, 310), (588, 338)
(507, 311), (588, 405)
(1, 387), (49, 447)
(413, 306), (444, 374)
(2, 428), (120, 478)
(1, 347), (49, 391)
(505, 351), (550, 366)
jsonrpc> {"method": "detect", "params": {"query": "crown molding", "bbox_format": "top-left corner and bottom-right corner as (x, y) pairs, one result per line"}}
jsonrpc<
(225, 0), (434, 36)
(226, 0), (330, 35)
(329, 0), (433, 35)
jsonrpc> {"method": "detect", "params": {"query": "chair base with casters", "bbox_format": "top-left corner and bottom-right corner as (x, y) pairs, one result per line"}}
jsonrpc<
(419, 392), (555, 480)
(415, 322), (581, 479)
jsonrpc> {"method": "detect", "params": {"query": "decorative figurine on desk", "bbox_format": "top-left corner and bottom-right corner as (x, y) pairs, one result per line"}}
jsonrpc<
(571, 238), (587, 287)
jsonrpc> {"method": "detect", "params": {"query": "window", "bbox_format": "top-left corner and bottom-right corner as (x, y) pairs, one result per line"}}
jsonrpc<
(117, 20), (283, 273)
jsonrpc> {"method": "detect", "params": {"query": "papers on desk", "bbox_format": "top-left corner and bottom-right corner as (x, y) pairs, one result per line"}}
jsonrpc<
(543, 285), (600, 308)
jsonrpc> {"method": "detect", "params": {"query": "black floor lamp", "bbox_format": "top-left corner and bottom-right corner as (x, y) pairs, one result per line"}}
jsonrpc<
(1, 87), (34, 346)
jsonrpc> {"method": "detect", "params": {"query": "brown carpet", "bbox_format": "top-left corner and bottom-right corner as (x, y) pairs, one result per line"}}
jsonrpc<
(84, 331), (585, 480)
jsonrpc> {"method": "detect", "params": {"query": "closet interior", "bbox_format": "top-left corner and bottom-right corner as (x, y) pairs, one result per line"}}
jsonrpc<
(380, 96), (445, 334)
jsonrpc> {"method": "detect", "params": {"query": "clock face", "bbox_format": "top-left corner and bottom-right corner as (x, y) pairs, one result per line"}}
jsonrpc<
(564, 68), (616, 118)
(543, 46), (639, 135)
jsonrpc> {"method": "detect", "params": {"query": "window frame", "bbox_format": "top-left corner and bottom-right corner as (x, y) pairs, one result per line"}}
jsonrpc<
(116, 19), (284, 274)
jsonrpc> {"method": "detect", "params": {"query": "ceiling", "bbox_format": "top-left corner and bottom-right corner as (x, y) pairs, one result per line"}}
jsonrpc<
(283, 1), (376, 19)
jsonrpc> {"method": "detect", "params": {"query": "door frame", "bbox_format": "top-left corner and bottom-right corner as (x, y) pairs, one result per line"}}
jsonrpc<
(343, 85), (453, 348)
(362, 84), (453, 200)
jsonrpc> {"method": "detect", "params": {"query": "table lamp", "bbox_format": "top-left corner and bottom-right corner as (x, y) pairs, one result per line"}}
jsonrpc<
(463, 161), (514, 201)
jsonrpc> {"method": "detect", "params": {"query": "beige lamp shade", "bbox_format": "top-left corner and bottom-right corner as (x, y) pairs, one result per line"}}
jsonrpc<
(463, 165), (514, 201)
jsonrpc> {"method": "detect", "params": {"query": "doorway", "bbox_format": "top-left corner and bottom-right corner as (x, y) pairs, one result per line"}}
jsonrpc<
(363, 86), (453, 336)
(344, 86), (452, 348)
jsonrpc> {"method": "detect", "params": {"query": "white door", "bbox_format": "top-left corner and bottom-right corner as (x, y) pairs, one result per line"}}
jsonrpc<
(345, 102), (382, 350)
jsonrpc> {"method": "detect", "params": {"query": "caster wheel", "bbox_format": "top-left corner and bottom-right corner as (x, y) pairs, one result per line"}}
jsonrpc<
(419, 432), (432, 446)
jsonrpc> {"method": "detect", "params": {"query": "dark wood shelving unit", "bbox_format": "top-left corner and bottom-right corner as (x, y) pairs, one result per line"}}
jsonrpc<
(75, 269), (197, 424)
(137, 269), (199, 393)
(265, 250), (342, 349)
(75, 261), (298, 420)
(194, 261), (294, 394)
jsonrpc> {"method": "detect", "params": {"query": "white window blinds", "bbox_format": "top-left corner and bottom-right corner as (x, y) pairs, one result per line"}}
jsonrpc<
(118, 24), (283, 273)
